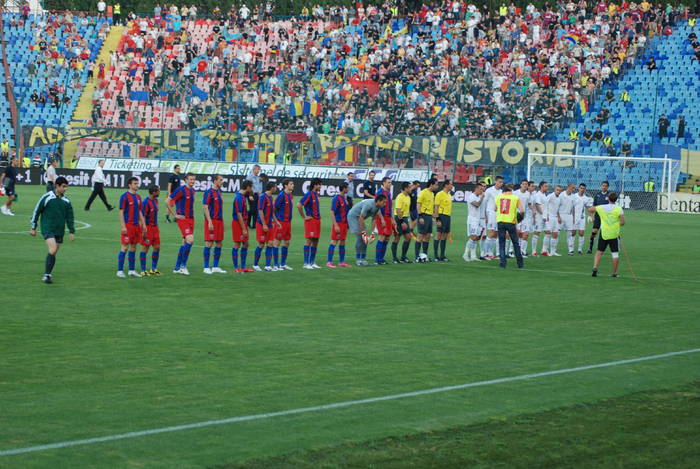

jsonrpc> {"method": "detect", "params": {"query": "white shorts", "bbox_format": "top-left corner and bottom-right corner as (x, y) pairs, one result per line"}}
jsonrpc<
(486, 210), (497, 231)
(517, 214), (531, 233)
(574, 217), (586, 231)
(560, 214), (574, 231)
(467, 218), (482, 237)
(545, 217), (560, 233)
(533, 214), (544, 232)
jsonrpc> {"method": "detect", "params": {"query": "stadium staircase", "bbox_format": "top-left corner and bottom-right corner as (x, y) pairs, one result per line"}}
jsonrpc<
(64, 25), (124, 163)
(548, 22), (700, 190)
(0, 13), (16, 152)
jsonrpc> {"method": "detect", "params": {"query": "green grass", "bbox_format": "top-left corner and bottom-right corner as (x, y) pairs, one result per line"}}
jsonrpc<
(1, 185), (699, 469)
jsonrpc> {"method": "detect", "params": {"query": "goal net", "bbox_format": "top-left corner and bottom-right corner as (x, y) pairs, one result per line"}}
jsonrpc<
(527, 153), (681, 211)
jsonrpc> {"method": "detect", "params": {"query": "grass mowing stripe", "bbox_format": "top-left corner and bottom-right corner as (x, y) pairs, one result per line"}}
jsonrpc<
(2, 347), (698, 457)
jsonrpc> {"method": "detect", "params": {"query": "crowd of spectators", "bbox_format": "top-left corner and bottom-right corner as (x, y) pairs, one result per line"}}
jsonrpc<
(63, 2), (694, 142)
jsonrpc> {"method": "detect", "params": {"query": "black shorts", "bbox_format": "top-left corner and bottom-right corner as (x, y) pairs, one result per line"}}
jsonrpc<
(593, 212), (601, 229)
(417, 214), (433, 234)
(437, 214), (451, 233)
(597, 236), (619, 253)
(410, 209), (418, 221)
(4, 184), (15, 196)
(395, 216), (412, 235)
(43, 233), (64, 244)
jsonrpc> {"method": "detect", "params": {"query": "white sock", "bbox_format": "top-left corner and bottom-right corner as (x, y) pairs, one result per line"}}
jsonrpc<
(520, 239), (527, 254)
(479, 238), (486, 255)
(567, 232), (574, 252)
(531, 234), (539, 253)
(578, 235), (585, 252)
(463, 242), (470, 257)
(542, 234), (550, 253)
(493, 237), (499, 256)
(550, 236), (558, 254)
(506, 240), (512, 254)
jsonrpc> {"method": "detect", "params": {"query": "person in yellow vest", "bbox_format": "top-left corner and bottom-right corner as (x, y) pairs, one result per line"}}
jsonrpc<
(0, 139), (9, 162)
(588, 192), (625, 277)
(113, 3), (121, 25)
(499, 4), (508, 22)
(283, 151), (292, 164)
(494, 185), (525, 268)
(690, 18), (696, 27)
(620, 89), (631, 102)
(415, 177), (439, 262)
(267, 151), (276, 164)
(23, 155), (31, 168)
(483, 175), (493, 185)
(433, 179), (453, 261)
(569, 129), (579, 141)
(692, 179), (700, 193)
(643, 178), (655, 192)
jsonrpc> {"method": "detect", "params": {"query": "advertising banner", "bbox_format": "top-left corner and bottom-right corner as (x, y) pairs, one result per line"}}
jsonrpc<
(657, 193), (700, 214)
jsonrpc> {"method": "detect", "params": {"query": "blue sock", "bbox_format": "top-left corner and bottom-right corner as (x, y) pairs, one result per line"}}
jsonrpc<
(151, 252), (159, 270)
(213, 247), (221, 267)
(281, 246), (288, 265)
(118, 251), (126, 271)
(303, 245), (310, 264)
(375, 241), (383, 262)
(339, 245), (346, 263)
(273, 247), (279, 267)
(241, 247), (248, 269)
(203, 246), (211, 268)
(232, 247), (239, 269)
(254, 246), (262, 266)
(182, 243), (192, 267)
(140, 252), (147, 271)
(327, 244), (335, 263)
(175, 245), (183, 270)
(310, 246), (317, 264)
(265, 246), (272, 267)
(128, 251), (135, 271)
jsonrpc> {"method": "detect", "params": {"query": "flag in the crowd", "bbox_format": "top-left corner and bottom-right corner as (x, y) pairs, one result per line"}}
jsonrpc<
(290, 101), (321, 117)
(431, 104), (446, 119)
(579, 98), (588, 115)
(562, 34), (579, 45)
(337, 145), (355, 162)
(190, 85), (208, 101)
(129, 91), (149, 102)
(225, 148), (238, 162)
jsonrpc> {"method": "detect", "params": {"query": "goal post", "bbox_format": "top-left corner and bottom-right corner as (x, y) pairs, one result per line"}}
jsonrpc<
(527, 153), (681, 211)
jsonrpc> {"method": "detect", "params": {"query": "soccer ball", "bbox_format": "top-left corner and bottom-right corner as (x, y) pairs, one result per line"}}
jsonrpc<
(419, 252), (428, 262)
(362, 232), (377, 245)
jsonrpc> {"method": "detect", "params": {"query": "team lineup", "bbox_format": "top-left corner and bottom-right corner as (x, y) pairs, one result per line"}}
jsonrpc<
(28, 172), (625, 283)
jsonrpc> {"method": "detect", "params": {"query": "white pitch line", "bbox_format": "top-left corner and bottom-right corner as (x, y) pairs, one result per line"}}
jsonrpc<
(2, 347), (699, 457)
(466, 262), (700, 284)
(0, 220), (92, 235)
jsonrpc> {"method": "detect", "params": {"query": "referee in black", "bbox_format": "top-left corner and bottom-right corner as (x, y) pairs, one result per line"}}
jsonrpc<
(362, 170), (377, 199)
(84, 159), (114, 211)
(165, 164), (182, 222)
(587, 180), (610, 254)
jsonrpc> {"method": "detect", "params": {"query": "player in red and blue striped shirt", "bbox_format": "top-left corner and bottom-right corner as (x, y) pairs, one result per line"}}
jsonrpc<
(202, 175), (226, 274)
(374, 177), (396, 265)
(231, 180), (254, 273)
(139, 185), (161, 275)
(274, 179), (294, 270)
(297, 178), (322, 269)
(327, 182), (351, 268)
(117, 177), (145, 278)
(166, 173), (196, 275)
(254, 181), (279, 271)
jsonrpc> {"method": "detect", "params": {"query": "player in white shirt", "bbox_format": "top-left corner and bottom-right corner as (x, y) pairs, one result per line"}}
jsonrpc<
(483, 176), (504, 259)
(572, 183), (593, 254)
(531, 181), (548, 256)
(558, 183), (576, 255)
(514, 179), (531, 257)
(544, 185), (563, 256)
(463, 183), (484, 262)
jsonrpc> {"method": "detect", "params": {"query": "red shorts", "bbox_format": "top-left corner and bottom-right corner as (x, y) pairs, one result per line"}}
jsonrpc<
(177, 218), (194, 238)
(231, 220), (249, 243)
(375, 216), (394, 236)
(331, 221), (348, 241)
(304, 218), (321, 239)
(256, 222), (275, 244)
(275, 221), (292, 241)
(203, 219), (224, 242)
(121, 224), (142, 245)
(141, 225), (160, 247)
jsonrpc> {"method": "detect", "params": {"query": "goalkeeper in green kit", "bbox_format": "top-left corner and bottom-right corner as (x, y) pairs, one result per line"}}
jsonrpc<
(30, 176), (75, 284)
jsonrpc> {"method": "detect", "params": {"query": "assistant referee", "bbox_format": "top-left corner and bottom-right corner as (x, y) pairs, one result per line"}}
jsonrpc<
(494, 185), (524, 269)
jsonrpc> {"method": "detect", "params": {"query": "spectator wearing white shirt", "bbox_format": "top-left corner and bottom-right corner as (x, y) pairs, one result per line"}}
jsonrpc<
(45, 158), (58, 192)
(85, 160), (114, 211)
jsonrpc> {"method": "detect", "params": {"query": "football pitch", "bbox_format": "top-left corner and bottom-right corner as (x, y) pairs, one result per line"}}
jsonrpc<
(1, 185), (699, 468)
